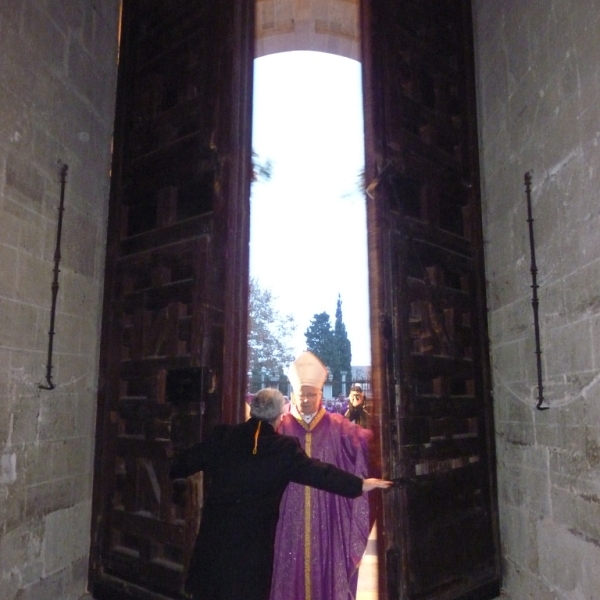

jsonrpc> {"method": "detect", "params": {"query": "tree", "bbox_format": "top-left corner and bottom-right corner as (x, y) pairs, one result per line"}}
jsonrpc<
(331, 295), (352, 395)
(252, 150), (273, 182)
(304, 312), (335, 367)
(247, 278), (296, 392)
(304, 298), (352, 396)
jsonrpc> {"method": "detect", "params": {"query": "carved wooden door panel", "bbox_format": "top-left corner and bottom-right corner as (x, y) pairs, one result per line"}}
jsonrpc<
(89, 1), (254, 598)
(361, 1), (501, 598)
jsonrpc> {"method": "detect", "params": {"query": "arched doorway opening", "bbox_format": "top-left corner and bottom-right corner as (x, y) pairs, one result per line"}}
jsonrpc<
(250, 48), (377, 598)
(251, 3), (377, 597)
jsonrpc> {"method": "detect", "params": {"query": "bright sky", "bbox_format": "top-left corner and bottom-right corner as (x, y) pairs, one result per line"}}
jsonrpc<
(250, 51), (371, 366)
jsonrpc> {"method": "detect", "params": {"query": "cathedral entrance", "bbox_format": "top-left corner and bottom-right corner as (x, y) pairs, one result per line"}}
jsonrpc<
(89, 2), (501, 599)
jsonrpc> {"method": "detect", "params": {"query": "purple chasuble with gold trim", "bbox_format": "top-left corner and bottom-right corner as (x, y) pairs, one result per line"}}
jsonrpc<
(270, 408), (372, 600)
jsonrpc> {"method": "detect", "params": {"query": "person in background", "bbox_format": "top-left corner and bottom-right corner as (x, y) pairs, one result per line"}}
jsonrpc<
(344, 384), (371, 429)
(270, 352), (376, 600)
(337, 392), (349, 414)
(169, 387), (390, 600)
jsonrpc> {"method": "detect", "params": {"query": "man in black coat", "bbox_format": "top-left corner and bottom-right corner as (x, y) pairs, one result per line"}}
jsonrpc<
(169, 388), (390, 600)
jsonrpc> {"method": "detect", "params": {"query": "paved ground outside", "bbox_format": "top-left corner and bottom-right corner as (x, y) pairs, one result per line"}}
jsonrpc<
(356, 524), (378, 600)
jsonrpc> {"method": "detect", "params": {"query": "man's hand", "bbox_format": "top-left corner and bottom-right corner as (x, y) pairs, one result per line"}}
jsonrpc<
(362, 478), (393, 492)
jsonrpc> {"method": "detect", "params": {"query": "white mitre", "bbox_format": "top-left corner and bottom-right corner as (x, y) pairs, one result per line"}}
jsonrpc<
(288, 351), (327, 391)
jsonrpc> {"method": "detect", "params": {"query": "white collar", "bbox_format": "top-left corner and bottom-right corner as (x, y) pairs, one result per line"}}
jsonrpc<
(291, 404), (316, 424)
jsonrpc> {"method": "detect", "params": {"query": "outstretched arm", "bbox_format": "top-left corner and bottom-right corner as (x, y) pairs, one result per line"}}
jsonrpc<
(288, 438), (392, 497)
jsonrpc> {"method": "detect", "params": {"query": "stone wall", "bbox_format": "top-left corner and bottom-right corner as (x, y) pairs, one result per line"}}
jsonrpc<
(473, 1), (600, 598)
(0, 2), (119, 599)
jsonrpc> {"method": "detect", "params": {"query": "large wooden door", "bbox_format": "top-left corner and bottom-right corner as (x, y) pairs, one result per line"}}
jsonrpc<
(89, 2), (254, 598)
(361, 1), (501, 599)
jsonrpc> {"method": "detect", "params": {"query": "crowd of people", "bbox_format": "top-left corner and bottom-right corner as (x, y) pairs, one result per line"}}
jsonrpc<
(324, 395), (348, 414)
(169, 351), (389, 600)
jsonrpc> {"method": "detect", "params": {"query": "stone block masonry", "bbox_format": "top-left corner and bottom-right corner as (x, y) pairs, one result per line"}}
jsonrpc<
(0, 2), (120, 599)
(473, 1), (600, 598)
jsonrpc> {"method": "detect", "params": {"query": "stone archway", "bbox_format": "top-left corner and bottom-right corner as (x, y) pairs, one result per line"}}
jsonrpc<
(255, 0), (360, 60)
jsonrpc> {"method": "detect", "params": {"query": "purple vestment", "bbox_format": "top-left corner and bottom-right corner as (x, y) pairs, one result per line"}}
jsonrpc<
(270, 408), (372, 600)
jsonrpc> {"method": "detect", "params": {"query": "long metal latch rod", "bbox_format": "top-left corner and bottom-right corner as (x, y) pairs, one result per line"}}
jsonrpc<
(39, 163), (68, 390)
(524, 171), (548, 410)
